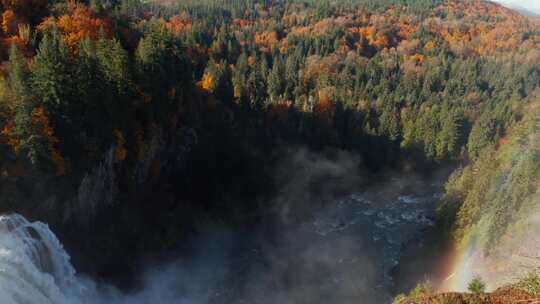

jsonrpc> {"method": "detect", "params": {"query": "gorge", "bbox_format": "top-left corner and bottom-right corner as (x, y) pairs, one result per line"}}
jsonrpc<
(0, 0), (538, 303)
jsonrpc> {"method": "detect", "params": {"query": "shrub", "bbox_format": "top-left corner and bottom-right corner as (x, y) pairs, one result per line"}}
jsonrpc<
(468, 276), (486, 294)
(521, 272), (540, 299)
(392, 293), (407, 304)
(409, 279), (434, 299)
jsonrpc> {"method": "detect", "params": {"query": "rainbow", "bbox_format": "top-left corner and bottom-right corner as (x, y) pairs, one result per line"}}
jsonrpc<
(438, 234), (481, 292)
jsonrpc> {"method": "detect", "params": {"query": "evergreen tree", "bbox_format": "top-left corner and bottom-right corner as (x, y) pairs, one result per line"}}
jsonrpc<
(267, 54), (284, 102)
(136, 25), (190, 121)
(8, 44), (33, 143)
(9, 45), (51, 169)
(32, 28), (74, 111)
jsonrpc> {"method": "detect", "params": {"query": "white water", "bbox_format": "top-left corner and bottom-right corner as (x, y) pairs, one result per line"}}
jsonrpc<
(0, 184), (444, 304)
(0, 214), (115, 304)
(0, 214), (210, 304)
(0, 172), (445, 304)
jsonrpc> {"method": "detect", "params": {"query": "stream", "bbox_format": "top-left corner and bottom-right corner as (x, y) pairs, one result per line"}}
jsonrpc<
(0, 174), (446, 303)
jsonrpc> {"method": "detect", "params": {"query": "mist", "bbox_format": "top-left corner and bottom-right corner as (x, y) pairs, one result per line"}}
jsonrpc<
(491, 0), (540, 14)
(0, 147), (449, 304)
(127, 147), (381, 304)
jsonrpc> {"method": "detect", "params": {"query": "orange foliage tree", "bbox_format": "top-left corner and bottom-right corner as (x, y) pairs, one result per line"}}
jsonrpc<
(38, 4), (110, 49)
(200, 72), (213, 92)
(254, 31), (278, 50)
(2, 10), (19, 35)
(0, 122), (22, 155)
(315, 86), (335, 122)
(1, 0), (48, 25)
(164, 15), (191, 36)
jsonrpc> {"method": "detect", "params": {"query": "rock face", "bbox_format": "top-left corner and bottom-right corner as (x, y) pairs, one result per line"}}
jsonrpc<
(397, 287), (538, 304)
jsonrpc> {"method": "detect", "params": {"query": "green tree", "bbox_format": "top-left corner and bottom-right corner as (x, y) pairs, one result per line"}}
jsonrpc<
(8, 44), (52, 170)
(135, 24), (190, 121)
(247, 52), (267, 108)
(232, 51), (249, 101)
(267, 54), (284, 102)
(468, 276), (486, 294)
(8, 44), (34, 145)
(32, 28), (74, 112)
(95, 30), (131, 96)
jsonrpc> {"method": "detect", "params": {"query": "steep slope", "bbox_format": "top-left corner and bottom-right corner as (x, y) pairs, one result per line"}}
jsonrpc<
(437, 100), (540, 291)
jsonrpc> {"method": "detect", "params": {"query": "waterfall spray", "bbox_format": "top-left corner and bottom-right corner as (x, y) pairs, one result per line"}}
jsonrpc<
(0, 214), (90, 304)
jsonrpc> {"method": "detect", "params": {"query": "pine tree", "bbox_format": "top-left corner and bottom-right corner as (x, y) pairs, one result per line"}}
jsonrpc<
(267, 54), (284, 102)
(8, 44), (33, 144)
(135, 25), (189, 121)
(9, 45), (51, 169)
(216, 59), (233, 103)
(96, 30), (131, 96)
(284, 51), (300, 101)
(233, 51), (249, 100)
(248, 51), (267, 108)
(75, 37), (113, 154)
(32, 28), (74, 111)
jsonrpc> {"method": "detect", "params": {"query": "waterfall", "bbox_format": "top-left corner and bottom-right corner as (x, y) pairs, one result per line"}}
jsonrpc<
(0, 214), (95, 304)
(0, 214), (185, 304)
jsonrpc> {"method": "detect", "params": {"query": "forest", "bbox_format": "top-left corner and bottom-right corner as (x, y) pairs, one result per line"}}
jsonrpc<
(0, 0), (538, 299)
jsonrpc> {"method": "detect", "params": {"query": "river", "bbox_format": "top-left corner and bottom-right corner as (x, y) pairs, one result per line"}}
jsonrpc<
(0, 173), (448, 303)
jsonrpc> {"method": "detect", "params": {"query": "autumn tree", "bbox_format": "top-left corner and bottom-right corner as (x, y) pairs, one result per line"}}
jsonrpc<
(38, 4), (110, 50)
(1, 0), (48, 25)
